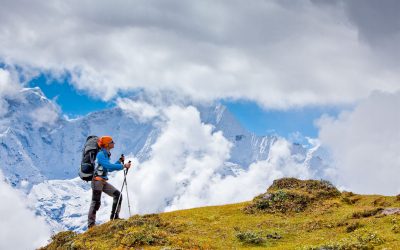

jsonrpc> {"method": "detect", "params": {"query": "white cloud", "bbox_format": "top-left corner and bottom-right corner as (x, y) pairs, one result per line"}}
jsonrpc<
(0, 69), (22, 116)
(113, 105), (232, 213)
(317, 91), (400, 195)
(0, 0), (399, 108)
(24, 102), (317, 231)
(117, 98), (161, 123)
(106, 104), (314, 216)
(30, 104), (60, 126)
(202, 138), (314, 207)
(0, 170), (51, 250)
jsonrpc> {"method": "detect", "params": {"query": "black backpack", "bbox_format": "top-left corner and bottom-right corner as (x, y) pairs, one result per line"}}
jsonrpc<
(79, 135), (100, 181)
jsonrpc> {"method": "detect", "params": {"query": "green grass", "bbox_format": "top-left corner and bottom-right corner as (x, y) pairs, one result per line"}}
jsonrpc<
(41, 178), (400, 249)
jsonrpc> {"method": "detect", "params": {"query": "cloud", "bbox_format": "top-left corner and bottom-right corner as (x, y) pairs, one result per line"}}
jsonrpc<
(30, 104), (60, 127)
(113, 105), (232, 213)
(0, 69), (22, 116)
(316, 91), (400, 195)
(168, 138), (314, 210)
(340, 0), (400, 64)
(0, 0), (399, 108)
(117, 98), (161, 123)
(105, 104), (315, 216)
(25, 102), (316, 231)
(0, 170), (51, 250)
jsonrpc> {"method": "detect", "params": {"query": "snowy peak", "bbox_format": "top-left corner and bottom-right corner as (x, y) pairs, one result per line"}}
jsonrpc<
(0, 87), (327, 190)
(3, 87), (61, 127)
(21, 86), (47, 100)
(0, 87), (332, 233)
(11, 87), (50, 110)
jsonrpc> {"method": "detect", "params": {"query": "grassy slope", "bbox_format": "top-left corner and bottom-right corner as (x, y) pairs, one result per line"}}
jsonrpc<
(42, 180), (400, 249)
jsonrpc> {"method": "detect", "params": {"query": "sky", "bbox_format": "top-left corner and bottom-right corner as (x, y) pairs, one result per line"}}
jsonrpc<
(0, 0), (399, 138)
(28, 73), (110, 116)
(0, 0), (399, 182)
(0, 0), (398, 187)
(0, 0), (398, 139)
(26, 73), (342, 138)
(0, 1), (400, 247)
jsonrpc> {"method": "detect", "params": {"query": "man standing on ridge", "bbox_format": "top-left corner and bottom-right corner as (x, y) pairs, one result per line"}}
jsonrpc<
(88, 136), (131, 229)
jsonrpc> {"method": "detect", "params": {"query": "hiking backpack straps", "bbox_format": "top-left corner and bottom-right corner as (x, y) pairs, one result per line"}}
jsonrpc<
(79, 135), (100, 181)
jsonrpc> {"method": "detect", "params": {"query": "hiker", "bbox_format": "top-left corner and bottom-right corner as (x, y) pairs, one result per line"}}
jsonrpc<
(88, 136), (131, 229)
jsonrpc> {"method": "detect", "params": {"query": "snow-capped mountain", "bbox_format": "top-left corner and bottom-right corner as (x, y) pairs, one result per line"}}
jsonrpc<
(0, 87), (158, 189)
(1, 87), (329, 232)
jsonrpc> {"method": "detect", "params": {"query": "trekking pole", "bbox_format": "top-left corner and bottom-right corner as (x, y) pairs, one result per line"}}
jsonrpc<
(114, 155), (132, 220)
(114, 170), (126, 220)
(113, 155), (127, 220)
(124, 167), (132, 217)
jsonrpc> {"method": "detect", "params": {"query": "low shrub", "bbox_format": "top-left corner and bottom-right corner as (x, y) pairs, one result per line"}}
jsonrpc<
(236, 230), (265, 245)
(117, 214), (175, 247)
(392, 225), (400, 234)
(245, 178), (340, 214)
(346, 222), (363, 233)
(352, 208), (383, 219)
(306, 231), (384, 250)
(120, 225), (168, 247)
(244, 190), (313, 214)
(40, 231), (77, 250)
(372, 198), (391, 207)
(267, 178), (340, 199)
(341, 192), (361, 205)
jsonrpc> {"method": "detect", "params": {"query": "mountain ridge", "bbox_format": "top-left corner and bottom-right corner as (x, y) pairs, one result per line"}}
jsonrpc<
(1, 87), (330, 233)
(0, 87), (325, 188)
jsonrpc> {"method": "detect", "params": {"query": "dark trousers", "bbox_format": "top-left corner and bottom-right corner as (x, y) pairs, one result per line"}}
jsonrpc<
(88, 179), (122, 228)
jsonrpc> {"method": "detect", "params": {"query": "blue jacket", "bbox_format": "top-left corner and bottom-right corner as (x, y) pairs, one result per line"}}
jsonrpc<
(94, 148), (123, 180)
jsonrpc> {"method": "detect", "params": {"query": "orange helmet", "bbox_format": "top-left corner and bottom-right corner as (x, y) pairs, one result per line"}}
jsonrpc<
(98, 136), (114, 148)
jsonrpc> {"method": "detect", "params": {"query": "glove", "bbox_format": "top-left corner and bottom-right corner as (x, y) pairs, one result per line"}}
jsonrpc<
(124, 162), (131, 169)
(119, 154), (125, 163)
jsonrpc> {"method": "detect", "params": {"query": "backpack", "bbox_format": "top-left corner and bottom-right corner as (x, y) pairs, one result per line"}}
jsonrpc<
(79, 135), (100, 181)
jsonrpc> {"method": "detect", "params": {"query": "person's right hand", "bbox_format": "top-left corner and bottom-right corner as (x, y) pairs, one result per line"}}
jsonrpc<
(124, 162), (131, 169)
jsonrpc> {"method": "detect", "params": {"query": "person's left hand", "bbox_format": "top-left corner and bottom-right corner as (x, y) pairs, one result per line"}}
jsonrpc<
(119, 154), (125, 163)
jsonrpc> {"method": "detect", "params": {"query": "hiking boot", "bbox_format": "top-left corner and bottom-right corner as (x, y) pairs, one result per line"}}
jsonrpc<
(110, 214), (120, 220)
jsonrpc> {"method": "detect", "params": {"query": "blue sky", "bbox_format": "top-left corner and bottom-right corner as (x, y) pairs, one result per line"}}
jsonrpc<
(28, 74), (340, 139)
(223, 100), (341, 138)
(28, 73), (110, 116)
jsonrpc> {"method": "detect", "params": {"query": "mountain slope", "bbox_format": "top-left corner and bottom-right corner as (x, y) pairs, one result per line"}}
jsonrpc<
(41, 178), (400, 249)
(1, 87), (333, 234)
(0, 87), (327, 189)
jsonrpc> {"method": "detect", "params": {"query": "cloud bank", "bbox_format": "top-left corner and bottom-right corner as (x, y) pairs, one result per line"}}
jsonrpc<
(110, 103), (315, 216)
(0, 0), (399, 108)
(0, 170), (51, 250)
(317, 91), (400, 195)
